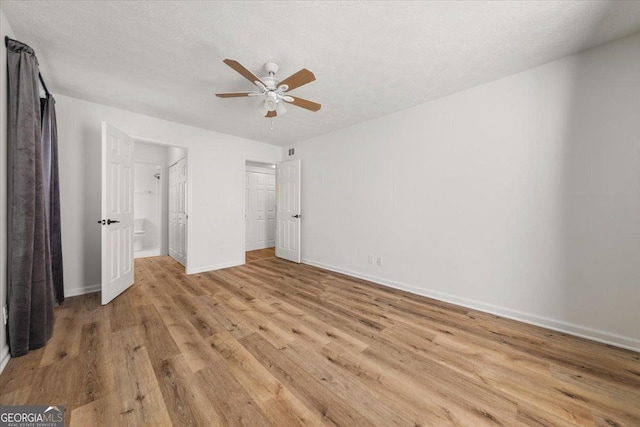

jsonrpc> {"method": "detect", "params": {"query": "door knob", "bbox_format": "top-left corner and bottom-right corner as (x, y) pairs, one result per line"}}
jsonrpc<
(292, 214), (301, 218)
(107, 219), (120, 225)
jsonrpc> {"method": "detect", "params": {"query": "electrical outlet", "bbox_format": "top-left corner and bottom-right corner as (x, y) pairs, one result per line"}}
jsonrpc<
(368, 255), (373, 264)
(376, 257), (382, 266)
(2, 306), (7, 325)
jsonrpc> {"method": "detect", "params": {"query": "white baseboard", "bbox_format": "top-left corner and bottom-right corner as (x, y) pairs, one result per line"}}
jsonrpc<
(64, 283), (101, 298)
(246, 244), (275, 251)
(0, 344), (10, 375)
(302, 258), (640, 353)
(134, 248), (162, 259)
(187, 260), (244, 275)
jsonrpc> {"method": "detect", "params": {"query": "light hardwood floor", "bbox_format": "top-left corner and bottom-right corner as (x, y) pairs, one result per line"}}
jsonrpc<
(0, 252), (639, 426)
(246, 247), (275, 264)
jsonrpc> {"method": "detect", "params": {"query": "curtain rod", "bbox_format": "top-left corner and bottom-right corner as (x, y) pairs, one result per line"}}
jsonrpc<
(5, 35), (51, 96)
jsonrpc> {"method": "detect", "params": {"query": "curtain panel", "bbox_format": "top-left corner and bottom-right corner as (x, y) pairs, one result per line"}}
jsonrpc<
(6, 38), (63, 357)
(41, 94), (65, 304)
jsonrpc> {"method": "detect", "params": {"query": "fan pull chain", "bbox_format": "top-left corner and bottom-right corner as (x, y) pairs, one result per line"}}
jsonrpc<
(270, 119), (274, 131)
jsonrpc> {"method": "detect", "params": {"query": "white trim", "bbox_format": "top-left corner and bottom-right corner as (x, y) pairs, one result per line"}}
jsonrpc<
(187, 260), (244, 275)
(246, 165), (276, 175)
(302, 258), (640, 353)
(64, 283), (101, 298)
(0, 344), (10, 375)
(134, 249), (163, 259)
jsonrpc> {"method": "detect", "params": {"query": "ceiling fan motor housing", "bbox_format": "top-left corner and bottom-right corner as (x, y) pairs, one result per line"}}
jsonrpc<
(262, 62), (280, 89)
(264, 62), (279, 75)
(261, 77), (279, 90)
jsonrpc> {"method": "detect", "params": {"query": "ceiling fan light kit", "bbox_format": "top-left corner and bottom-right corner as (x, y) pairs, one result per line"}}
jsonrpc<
(216, 59), (321, 119)
(264, 91), (278, 111)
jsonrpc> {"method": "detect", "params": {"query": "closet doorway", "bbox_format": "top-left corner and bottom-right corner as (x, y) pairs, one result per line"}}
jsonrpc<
(245, 161), (276, 253)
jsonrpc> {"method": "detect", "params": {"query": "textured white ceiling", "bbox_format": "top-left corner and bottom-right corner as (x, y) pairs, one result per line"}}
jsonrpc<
(2, 1), (640, 146)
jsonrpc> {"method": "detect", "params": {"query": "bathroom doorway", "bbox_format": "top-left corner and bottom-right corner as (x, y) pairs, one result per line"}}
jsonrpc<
(133, 141), (187, 267)
(133, 142), (168, 259)
(133, 161), (163, 258)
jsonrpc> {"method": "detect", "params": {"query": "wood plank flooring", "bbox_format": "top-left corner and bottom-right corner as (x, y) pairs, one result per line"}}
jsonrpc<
(1, 253), (639, 426)
(246, 247), (275, 263)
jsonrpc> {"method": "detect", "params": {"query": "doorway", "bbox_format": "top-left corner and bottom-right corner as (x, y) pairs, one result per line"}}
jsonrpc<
(133, 159), (163, 259)
(245, 161), (276, 261)
(102, 122), (190, 305)
(132, 142), (187, 267)
(242, 158), (302, 265)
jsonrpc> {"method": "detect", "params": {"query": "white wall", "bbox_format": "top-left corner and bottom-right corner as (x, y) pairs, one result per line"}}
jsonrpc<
(0, 8), (16, 373)
(289, 32), (640, 351)
(55, 94), (282, 296)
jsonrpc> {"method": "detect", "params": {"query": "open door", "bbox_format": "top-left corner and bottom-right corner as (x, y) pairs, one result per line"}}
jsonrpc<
(168, 158), (187, 266)
(100, 122), (134, 304)
(276, 159), (301, 263)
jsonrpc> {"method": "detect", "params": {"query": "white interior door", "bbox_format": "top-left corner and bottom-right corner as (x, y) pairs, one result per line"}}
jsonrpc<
(101, 122), (134, 305)
(245, 170), (276, 251)
(168, 158), (187, 266)
(276, 159), (301, 262)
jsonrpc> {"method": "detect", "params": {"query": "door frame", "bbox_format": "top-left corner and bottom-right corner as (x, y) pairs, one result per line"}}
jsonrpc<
(132, 135), (191, 273)
(241, 158), (279, 264)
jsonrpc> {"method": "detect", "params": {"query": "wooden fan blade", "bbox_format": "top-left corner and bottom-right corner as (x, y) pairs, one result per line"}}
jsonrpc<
(215, 92), (253, 98)
(277, 68), (316, 91)
(285, 96), (321, 112)
(265, 111), (277, 118)
(223, 59), (265, 88)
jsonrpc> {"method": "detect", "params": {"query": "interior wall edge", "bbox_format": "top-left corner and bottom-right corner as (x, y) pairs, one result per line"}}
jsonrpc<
(302, 258), (640, 353)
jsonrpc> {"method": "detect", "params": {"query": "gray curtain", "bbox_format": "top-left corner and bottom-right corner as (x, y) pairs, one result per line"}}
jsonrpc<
(41, 94), (64, 304)
(6, 38), (62, 357)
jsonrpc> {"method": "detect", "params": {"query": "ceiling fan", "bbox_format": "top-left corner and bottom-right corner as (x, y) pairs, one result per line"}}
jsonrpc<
(216, 59), (321, 118)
